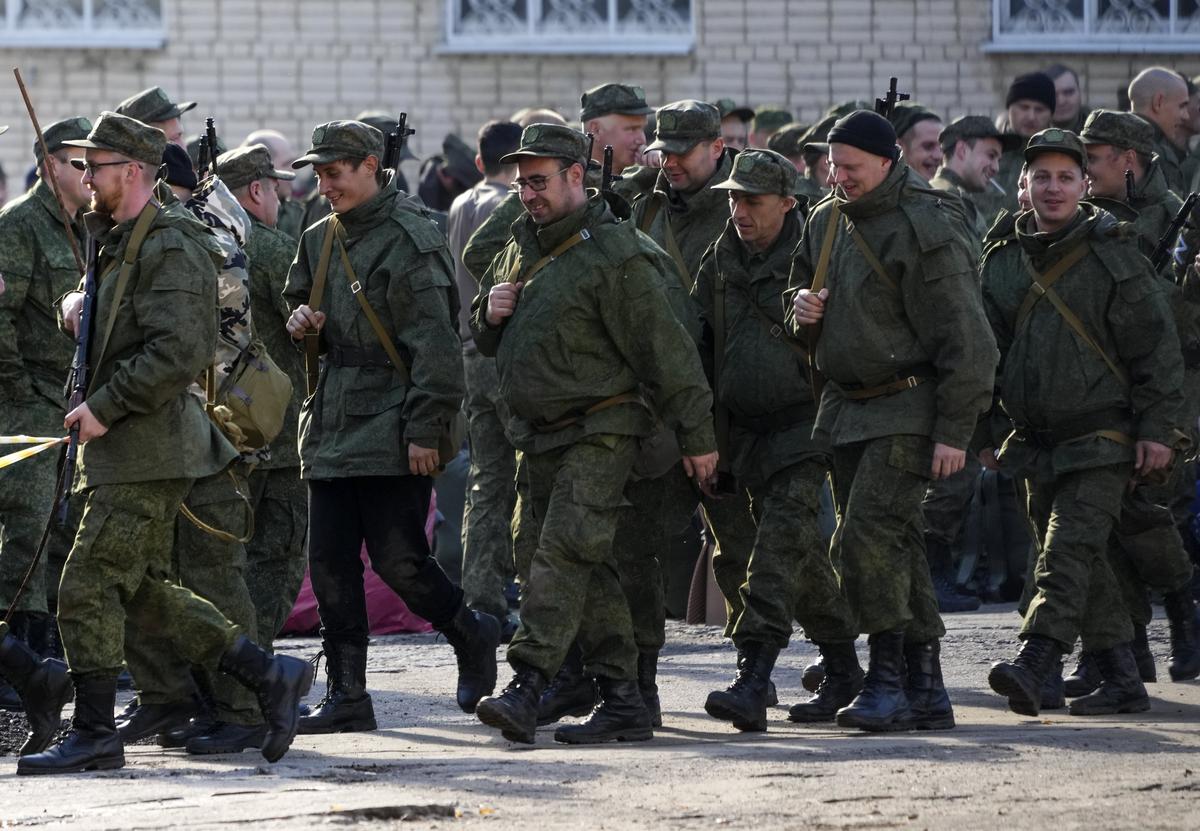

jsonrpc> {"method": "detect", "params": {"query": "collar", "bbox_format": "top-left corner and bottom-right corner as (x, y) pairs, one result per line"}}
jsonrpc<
(838, 160), (909, 220)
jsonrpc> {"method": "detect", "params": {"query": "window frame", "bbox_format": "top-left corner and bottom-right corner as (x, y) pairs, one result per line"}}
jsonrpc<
(0, 0), (166, 49)
(986, 0), (1200, 53)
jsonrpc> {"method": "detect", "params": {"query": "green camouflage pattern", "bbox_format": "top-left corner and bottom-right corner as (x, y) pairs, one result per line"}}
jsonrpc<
(244, 465), (308, 646)
(751, 106), (793, 137)
(36, 116), (92, 163)
(114, 86), (195, 125)
(1079, 109), (1156, 157)
(63, 111), (167, 166)
(929, 166), (988, 260)
(580, 83), (653, 121)
(276, 198), (306, 242)
(501, 124), (590, 166)
(889, 101), (941, 139)
(1144, 118), (1188, 195)
(712, 149), (798, 196)
(216, 144), (296, 192)
(294, 120), (385, 168)
(647, 100), (721, 155)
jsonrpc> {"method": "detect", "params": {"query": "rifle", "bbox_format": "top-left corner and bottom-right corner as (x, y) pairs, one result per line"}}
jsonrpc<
(874, 77), (909, 119)
(1151, 192), (1198, 274)
(601, 144), (620, 192)
(204, 117), (219, 177)
(195, 134), (211, 176)
(381, 113), (415, 181)
(58, 235), (99, 525)
(1125, 169), (1136, 204)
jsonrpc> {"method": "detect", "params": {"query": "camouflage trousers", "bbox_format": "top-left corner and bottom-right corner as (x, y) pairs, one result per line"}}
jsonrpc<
(830, 435), (944, 642)
(460, 350), (517, 621)
(58, 479), (239, 681)
(1020, 462), (1134, 652)
(508, 433), (640, 681)
(123, 468), (261, 724)
(733, 461), (857, 649)
(245, 465), (309, 648)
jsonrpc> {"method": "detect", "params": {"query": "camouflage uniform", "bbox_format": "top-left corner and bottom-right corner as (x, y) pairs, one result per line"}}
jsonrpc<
(1141, 117), (1189, 196)
(276, 198), (306, 243)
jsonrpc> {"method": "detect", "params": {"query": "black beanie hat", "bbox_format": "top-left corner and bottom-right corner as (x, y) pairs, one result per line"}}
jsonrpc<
(162, 142), (197, 190)
(827, 110), (900, 161)
(1006, 72), (1057, 114)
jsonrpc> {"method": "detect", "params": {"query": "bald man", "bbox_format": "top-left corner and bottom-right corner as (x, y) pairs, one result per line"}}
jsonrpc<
(1129, 67), (1191, 194)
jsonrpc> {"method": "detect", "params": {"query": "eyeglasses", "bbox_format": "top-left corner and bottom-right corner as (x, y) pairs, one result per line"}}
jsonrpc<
(510, 165), (572, 193)
(80, 160), (138, 177)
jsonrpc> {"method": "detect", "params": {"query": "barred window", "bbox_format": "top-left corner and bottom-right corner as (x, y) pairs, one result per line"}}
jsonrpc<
(988, 0), (1200, 52)
(0, 0), (165, 49)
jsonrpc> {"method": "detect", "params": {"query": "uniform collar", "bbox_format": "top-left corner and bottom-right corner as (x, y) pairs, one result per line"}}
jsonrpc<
(336, 172), (397, 238)
(838, 159), (909, 220)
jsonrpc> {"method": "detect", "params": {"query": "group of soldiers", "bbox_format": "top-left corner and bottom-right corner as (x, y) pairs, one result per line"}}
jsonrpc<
(0, 58), (1197, 774)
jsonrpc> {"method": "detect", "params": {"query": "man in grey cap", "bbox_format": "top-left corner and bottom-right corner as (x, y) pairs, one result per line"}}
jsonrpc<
(932, 116), (1017, 250)
(114, 86), (195, 146)
(581, 83), (654, 173)
(891, 102), (943, 182)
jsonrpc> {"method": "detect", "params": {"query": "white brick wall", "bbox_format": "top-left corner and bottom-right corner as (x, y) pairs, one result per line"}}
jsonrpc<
(0, 0), (1196, 190)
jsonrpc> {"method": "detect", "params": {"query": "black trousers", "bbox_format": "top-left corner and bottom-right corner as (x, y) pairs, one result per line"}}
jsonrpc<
(308, 476), (462, 646)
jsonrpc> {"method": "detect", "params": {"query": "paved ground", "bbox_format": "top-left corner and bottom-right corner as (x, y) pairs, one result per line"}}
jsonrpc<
(2, 605), (1198, 830)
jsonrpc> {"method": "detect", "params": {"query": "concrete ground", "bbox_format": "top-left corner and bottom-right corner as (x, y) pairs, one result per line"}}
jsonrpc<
(2, 605), (1198, 830)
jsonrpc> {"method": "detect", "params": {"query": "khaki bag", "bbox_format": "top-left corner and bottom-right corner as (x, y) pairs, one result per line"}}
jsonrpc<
(204, 340), (294, 454)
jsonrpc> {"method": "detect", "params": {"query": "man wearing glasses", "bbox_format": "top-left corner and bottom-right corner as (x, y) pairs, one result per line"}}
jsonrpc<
(470, 124), (717, 745)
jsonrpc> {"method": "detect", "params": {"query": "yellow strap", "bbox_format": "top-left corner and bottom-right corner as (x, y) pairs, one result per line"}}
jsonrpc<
(179, 469), (255, 544)
(0, 437), (66, 471)
(0, 435), (68, 444)
(303, 218), (340, 395)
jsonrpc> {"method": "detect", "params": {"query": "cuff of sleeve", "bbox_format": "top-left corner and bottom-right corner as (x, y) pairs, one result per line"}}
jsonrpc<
(931, 419), (970, 452)
(85, 388), (121, 429)
(678, 423), (717, 456)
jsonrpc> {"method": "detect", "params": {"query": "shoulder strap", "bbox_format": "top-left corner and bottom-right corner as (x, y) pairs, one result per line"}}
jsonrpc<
(303, 219), (340, 395)
(639, 192), (691, 291)
(847, 223), (898, 292)
(805, 204), (842, 397)
(332, 226), (413, 384)
(1013, 241), (1090, 329)
(511, 229), (591, 287)
(710, 248), (730, 472)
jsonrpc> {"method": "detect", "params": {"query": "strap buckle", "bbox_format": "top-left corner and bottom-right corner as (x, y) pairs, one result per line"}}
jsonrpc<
(350, 280), (362, 294)
(902, 375), (920, 389)
(580, 229), (592, 240)
(769, 324), (783, 338)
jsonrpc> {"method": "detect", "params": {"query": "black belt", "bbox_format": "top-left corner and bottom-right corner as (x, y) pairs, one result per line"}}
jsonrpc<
(1010, 408), (1132, 449)
(733, 402), (817, 434)
(327, 344), (398, 368)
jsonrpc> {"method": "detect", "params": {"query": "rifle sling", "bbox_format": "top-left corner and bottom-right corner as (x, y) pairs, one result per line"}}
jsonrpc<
(511, 229), (591, 287)
(303, 217), (339, 394)
(332, 223), (412, 384)
(639, 193), (692, 291)
(804, 204), (841, 397)
(711, 253), (730, 472)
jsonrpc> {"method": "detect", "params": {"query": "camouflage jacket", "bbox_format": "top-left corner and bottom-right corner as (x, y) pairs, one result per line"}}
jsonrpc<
(980, 204), (1183, 474)
(276, 197), (306, 243)
(470, 193), (715, 455)
(930, 166), (987, 261)
(968, 145), (1023, 230)
(785, 161), (998, 451)
(1148, 120), (1188, 196)
(283, 175), (463, 479)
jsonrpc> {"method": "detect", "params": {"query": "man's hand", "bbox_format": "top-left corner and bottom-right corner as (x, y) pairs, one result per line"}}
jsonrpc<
(793, 287), (828, 325)
(64, 403), (107, 443)
(978, 447), (1001, 471)
(682, 452), (719, 492)
(61, 291), (85, 337)
(931, 442), (965, 480)
(409, 442), (440, 477)
(1134, 440), (1173, 478)
(286, 304), (326, 340)
(485, 281), (523, 327)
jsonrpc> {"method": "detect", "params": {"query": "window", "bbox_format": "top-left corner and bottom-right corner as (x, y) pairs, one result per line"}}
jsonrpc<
(987, 0), (1200, 52)
(0, 0), (165, 49)
(443, 0), (694, 54)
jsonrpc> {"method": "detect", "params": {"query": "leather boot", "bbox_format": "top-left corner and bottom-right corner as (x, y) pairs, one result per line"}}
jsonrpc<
(637, 652), (662, 728)
(299, 641), (376, 734)
(536, 643), (597, 726)
(836, 631), (912, 732)
(1163, 588), (1200, 682)
(988, 634), (1063, 716)
(218, 635), (314, 763)
(554, 676), (653, 744)
(1068, 642), (1150, 715)
(158, 716), (218, 749)
(440, 603), (501, 713)
(788, 641), (864, 723)
(17, 675), (125, 775)
(0, 618), (29, 711)
(704, 642), (780, 732)
(116, 699), (200, 743)
(903, 639), (955, 730)
(1041, 655), (1066, 710)
(927, 539), (981, 613)
(0, 629), (73, 755)
(476, 663), (547, 744)
(1131, 623), (1156, 682)
(801, 657), (825, 694)
(1064, 650), (1102, 697)
(185, 721), (267, 755)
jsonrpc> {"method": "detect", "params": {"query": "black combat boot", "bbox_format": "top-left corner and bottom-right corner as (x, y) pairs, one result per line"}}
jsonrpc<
(704, 642), (780, 732)
(1164, 587), (1200, 681)
(116, 698), (200, 743)
(299, 641), (377, 734)
(637, 652), (662, 728)
(1068, 642), (1150, 715)
(536, 643), (598, 726)
(788, 641), (864, 723)
(439, 603), (501, 713)
(903, 639), (955, 730)
(218, 635), (314, 763)
(836, 631), (912, 732)
(17, 675), (124, 775)
(0, 627), (73, 755)
(1131, 623), (1156, 682)
(476, 663), (547, 744)
(1041, 655), (1066, 710)
(0, 616), (31, 711)
(158, 716), (218, 749)
(988, 634), (1063, 716)
(801, 656), (825, 694)
(927, 539), (981, 613)
(1063, 650), (1102, 697)
(185, 721), (267, 755)
(554, 676), (653, 744)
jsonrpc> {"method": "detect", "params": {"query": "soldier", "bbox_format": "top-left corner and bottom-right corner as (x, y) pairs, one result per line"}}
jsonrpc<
(716, 99), (754, 152)
(114, 86), (194, 146)
(789, 110), (997, 732)
(981, 129), (1185, 718)
(795, 117), (837, 208)
(283, 121), (499, 733)
(766, 122), (808, 173)
(1046, 64), (1091, 133)
(979, 72), (1056, 223)
(0, 118), (91, 694)
(931, 116), (1016, 253)
(750, 106), (793, 149)
(582, 84), (654, 173)
(469, 124), (717, 745)
(447, 121), (523, 637)
(242, 129), (306, 242)
(1128, 67), (1192, 196)
(891, 102), (943, 182)
(693, 149), (861, 732)
(418, 133), (483, 213)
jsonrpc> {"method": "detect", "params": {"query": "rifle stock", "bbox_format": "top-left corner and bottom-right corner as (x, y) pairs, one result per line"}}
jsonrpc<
(1151, 192), (1198, 274)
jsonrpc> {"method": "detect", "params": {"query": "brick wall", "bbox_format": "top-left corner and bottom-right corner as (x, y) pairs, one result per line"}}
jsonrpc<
(0, 0), (1196, 189)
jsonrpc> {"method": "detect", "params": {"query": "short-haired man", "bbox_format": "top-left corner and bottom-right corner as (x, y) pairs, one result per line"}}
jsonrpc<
(1046, 64), (1090, 133)
(932, 116), (1018, 252)
(981, 72), (1057, 222)
(1128, 67), (1192, 195)
(891, 102), (943, 182)
(114, 86), (194, 146)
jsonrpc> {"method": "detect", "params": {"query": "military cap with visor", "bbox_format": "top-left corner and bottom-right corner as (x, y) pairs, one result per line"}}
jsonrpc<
(889, 101), (941, 139)
(645, 100), (721, 155)
(63, 111), (166, 167)
(766, 122), (809, 157)
(36, 116), (92, 163)
(1023, 127), (1087, 171)
(712, 149), (799, 196)
(293, 120), (385, 168)
(500, 123), (591, 167)
(1079, 110), (1156, 158)
(354, 110), (417, 161)
(800, 114), (838, 156)
(217, 143), (297, 191)
(715, 98), (754, 123)
(752, 106), (794, 136)
(938, 115), (1022, 154)
(580, 84), (654, 122)
(115, 86), (197, 124)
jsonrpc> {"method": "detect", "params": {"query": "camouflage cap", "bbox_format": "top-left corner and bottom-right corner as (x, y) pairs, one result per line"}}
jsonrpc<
(293, 120), (384, 168)
(800, 114), (838, 155)
(825, 100), (872, 119)
(752, 105), (794, 136)
(115, 86), (196, 124)
(1079, 109), (1155, 157)
(938, 115), (1022, 153)
(645, 100), (721, 154)
(36, 116), (92, 162)
(580, 83), (654, 122)
(62, 111), (166, 167)
(499, 123), (591, 166)
(889, 101), (941, 138)
(353, 110), (416, 161)
(712, 148), (799, 196)
(216, 143), (297, 191)
(766, 122), (809, 157)
(1024, 127), (1087, 171)
(715, 98), (754, 122)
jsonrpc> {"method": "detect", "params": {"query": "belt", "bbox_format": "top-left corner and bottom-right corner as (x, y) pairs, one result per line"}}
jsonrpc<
(327, 343), (399, 368)
(839, 365), (936, 401)
(531, 391), (645, 434)
(1010, 408), (1132, 449)
(733, 402), (817, 434)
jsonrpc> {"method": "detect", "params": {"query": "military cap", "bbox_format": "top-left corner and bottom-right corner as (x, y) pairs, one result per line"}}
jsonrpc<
(442, 133), (484, 187)
(1079, 109), (1156, 157)
(115, 86), (196, 124)
(63, 111), (166, 167)
(216, 143), (297, 191)
(293, 120), (384, 168)
(825, 100), (873, 119)
(185, 132), (227, 168)
(715, 98), (754, 122)
(889, 101), (941, 139)
(36, 116), (91, 162)
(500, 123), (591, 166)
(645, 100), (721, 154)
(712, 149), (799, 196)
(800, 115), (838, 155)
(1024, 127), (1087, 170)
(354, 110), (417, 161)
(938, 115), (1022, 153)
(766, 123), (809, 157)
(752, 106), (794, 137)
(580, 84), (654, 122)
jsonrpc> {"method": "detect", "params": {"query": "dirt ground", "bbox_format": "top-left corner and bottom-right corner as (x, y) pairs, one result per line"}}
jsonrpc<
(2, 605), (1198, 830)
